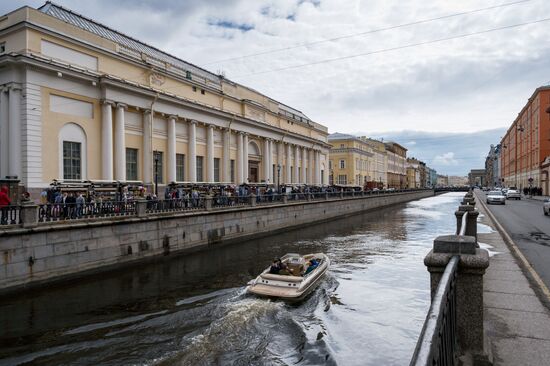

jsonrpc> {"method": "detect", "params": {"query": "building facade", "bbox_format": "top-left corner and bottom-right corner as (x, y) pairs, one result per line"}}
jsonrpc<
(437, 174), (449, 187)
(0, 3), (330, 196)
(500, 86), (550, 192)
(362, 137), (387, 188)
(468, 169), (486, 187)
(328, 133), (375, 186)
(384, 142), (407, 189)
(448, 175), (468, 186)
(406, 158), (420, 188)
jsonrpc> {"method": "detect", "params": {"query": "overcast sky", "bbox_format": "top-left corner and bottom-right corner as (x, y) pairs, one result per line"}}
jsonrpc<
(5, 0), (549, 175)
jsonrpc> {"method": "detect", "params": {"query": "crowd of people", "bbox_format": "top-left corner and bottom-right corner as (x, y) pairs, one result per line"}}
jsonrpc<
(523, 187), (544, 196)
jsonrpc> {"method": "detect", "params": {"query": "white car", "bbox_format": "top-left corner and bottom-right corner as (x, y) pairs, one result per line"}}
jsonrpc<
(487, 190), (506, 205)
(544, 198), (550, 216)
(506, 189), (521, 200)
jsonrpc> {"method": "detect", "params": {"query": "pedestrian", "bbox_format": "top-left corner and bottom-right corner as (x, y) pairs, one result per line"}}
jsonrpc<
(0, 185), (11, 225)
(76, 192), (85, 218)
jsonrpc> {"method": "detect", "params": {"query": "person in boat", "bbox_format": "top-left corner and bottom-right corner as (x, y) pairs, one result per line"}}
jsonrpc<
(270, 258), (289, 275)
(304, 258), (319, 275)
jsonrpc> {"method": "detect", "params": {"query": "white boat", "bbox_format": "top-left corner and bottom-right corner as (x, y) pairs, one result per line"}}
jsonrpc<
(247, 253), (330, 301)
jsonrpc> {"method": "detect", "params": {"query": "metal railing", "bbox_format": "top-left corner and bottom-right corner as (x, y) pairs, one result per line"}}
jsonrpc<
(38, 201), (136, 222)
(0, 206), (20, 225)
(458, 211), (468, 236)
(146, 198), (204, 213)
(410, 256), (459, 366)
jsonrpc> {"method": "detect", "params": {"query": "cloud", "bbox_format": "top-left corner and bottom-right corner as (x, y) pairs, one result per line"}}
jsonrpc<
(433, 152), (459, 166)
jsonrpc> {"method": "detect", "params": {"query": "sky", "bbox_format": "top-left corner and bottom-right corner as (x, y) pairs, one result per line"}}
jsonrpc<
(4, 0), (550, 175)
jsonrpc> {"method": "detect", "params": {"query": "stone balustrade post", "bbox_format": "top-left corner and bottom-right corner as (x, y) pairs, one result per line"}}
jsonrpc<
(307, 192), (312, 201)
(250, 193), (257, 207)
(424, 235), (490, 363)
(282, 193), (288, 204)
(340, 190), (344, 199)
(455, 205), (479, 241)
(20, 201), (38, 228)
(325, 192), (329, 200)
(136, 199), (147, 218)
(205, 195), (213, 211)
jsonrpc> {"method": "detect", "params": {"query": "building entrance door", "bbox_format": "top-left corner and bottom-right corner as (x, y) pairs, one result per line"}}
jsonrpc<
(249, 161), (259, 183)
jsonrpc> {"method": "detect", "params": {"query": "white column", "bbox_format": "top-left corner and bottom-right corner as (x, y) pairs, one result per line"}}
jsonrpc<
(268, 139), (273, 183)
(142, 110), (152, 184)
(206, 125), (214, 182)
(285, 143), (291, 184)
(294, 145), (299, 184)
(101, 101), (114, 181)
(114, 103), (127, 181)
(0, 88), (8, 178)
(315, 150), (321, 184)
(7, 86), (21, 178)
(263, 138), (270, 183)
(236, 132), (243, 184)
(301, 147), (307, 183)
(223, 128), (230, 182)
(308, 148), (314, 185)
(243, 134), (249, 183)
(277, 141), (283, 186)
(188, 120), (197, 183)
(167, 115), (177, 183)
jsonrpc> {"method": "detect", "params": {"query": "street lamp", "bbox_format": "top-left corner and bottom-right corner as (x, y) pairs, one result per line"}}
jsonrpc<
(277, 164), (281, 193)
(153, 150), (160, 197)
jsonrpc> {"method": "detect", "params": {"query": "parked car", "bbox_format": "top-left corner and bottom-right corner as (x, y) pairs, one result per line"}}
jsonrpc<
(544, 198), (550, 216)
(506, 189), (521, 200)
(487, 190), (506, 205)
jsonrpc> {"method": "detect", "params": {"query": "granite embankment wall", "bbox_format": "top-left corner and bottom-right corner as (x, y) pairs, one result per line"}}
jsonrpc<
(0, 190), (432, 293)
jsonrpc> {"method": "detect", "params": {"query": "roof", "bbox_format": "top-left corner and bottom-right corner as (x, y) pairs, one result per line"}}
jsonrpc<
(328, 132), (358, 141)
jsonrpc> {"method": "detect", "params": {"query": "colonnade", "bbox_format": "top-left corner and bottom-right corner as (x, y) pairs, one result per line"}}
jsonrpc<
(0, 84), (22, 179)
(100, 102), (324, 185)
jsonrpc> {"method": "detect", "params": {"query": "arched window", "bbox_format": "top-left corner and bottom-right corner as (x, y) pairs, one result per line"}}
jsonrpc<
(248, 141), (261, 157)
(58, 123), (87, 180)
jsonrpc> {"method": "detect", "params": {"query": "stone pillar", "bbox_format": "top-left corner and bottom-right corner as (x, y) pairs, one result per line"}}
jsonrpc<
(167, 115), (177, 183)
(223, 128), (230, 183)
(285, 143), (291, 184)
(315, 150), (321, 185)
(277, 141), (283, 183)
(206, 125), (214, 183)
(8, 85), (21, 179)
(20, 201), (38, 228)
(424, 235), (490, 361)
(455, 205), (479, 241)
(114, 103), (127, 181)
(294, 145), (299, 184)
(268, 139), (274, 184)
(205, 194), (213, 211)
(136, 199), (148, 217)
(300, 147), (308, 183)
(188, 120), (197, 183)
(264, 139), (270, 184)
(101, 100), (114, 181)
(236, 132), (243, 184)
(250, 193), (257, 207)
(282, 193), (288, 204)
(142, 110), (153, 185)
(0, 88), (8, 178)
(243, 134), (249, 183)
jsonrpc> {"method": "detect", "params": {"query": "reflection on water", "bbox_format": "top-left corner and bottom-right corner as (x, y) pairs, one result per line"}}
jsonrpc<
(0, 193), (464, 366)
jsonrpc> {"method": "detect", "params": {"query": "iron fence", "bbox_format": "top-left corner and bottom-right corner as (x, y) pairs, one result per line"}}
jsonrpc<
(146, 198), (204, 213)
(0, 206), (20, 226)
(38, 201), (136, 222)
(410, 256), (459, 366)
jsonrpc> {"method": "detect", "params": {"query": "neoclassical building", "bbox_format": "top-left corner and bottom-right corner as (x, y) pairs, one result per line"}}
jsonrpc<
(0, 3), (330, 195)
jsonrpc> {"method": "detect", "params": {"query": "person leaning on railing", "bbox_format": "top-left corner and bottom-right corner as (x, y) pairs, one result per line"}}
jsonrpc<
(0, 185), (11, 225)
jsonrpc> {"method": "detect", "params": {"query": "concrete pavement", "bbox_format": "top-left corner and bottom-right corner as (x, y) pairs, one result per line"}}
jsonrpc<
(475, 191), (550, 365)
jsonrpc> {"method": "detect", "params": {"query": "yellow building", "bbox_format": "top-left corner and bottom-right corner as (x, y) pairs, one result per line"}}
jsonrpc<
(328, 133), (376, 186)
(0, 3), (330, 196)
(361, 137), (388, 188)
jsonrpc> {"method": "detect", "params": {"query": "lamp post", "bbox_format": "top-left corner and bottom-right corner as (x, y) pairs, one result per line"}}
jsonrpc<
(277, 164), (281, 193)
(153, 150), (160, 197)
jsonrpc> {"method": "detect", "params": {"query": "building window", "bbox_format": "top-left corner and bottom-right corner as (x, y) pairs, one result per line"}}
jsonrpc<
(230, 159), (235, 183)
(192, 86), (197, 92)
(338, 174), (347, 185)
(176, 153), (185, 181)
(126, 148), (138, 181)
(186, 71), (192, 80)
(340, 144), (344, 148)
(201, 89), (205, 95)
(214, 158), (220, 182)
(63, 141), (81, 180)
(0, 43), (5, 54)
(329, 160), (332, 170)
(154, 151), (163, 183)
(339, 160), (345, 169)
(196, 156), (204, 182)
(321, 170), (325, 184)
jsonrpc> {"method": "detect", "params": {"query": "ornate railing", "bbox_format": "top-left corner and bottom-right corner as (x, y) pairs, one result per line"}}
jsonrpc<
(0, 206), (20, 225)
(146, 198), (204, 213)
(410, 256), (459, 366)
(38, 201), (136, 222)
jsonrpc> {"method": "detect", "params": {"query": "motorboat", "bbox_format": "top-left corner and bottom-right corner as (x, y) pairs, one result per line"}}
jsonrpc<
(247, 253), (330, 301)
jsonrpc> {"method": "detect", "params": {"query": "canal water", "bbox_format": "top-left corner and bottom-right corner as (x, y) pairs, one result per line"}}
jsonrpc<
(0, 193), (467, 366)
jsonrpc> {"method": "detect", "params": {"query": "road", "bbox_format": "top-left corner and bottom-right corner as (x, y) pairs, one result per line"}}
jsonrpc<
(478, 190), (550, 290)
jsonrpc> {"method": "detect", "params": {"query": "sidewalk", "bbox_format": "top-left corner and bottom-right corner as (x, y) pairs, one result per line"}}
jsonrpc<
(476, 197), (550, 365)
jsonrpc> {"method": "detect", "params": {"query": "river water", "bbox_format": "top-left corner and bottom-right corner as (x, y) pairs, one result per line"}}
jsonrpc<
(0, 193), (468, 366)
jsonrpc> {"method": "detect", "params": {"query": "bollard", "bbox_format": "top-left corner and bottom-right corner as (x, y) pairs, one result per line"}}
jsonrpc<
(340, 191), (344, 199)
(455, 205), (479, 242)
(205, 195), (213, 211)
(250, 193), (257, 207)
(424, 235), (490, 363)
(20, 201), (38, 228)
(282, 193), (288, 204)
(325, 192), (329, 201)
(136, 199), (147, 217)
